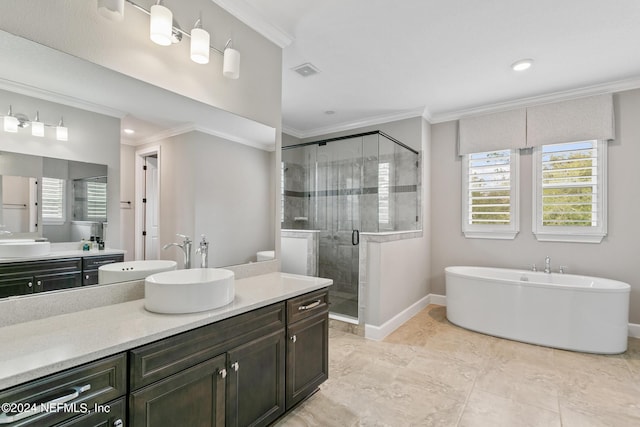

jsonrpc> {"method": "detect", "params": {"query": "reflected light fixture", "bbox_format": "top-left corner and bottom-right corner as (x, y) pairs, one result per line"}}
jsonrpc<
(123, 128), (135, 135)
(150, 1), (173, 46)
(511, 58), (534, 71)
(56, 117), (68, 141)
(223, 40), (241, 79)
(31, 111), (44, 137)
(190, 18), (210, 64)
(97, 0), (125, 21)
(3, 105), (19, 133)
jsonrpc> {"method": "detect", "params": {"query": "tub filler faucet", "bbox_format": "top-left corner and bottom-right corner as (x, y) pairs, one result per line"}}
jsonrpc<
(544, 256), (551, 274)
(163, 234), (193, 269)
(196, 234), (209, 268)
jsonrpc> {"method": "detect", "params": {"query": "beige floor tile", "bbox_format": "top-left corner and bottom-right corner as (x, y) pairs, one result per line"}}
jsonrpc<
(559, 403), (640, 427)
(458, 390), (561, 427)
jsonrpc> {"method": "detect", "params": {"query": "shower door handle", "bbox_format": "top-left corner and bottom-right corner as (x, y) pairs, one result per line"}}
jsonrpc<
(352, 229), (360, 246)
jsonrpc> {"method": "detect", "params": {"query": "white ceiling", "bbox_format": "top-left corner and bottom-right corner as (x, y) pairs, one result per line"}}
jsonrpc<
(221, 0), (640, 138)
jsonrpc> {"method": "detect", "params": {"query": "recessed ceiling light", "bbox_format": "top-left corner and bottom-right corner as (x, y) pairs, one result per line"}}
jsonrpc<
(124, 128), (135, 135)
(511, 59), (534, 71)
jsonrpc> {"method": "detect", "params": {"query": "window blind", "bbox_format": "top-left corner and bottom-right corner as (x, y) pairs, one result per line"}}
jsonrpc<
(467, 150), (512, 225)
(86, 181), (107, 220)
(41, 177), (65, 221)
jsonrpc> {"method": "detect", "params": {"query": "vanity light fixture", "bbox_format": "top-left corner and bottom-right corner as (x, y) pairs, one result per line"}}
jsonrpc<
(223, 40), (240, 79)
(56, 117), (68, 141)
(149, 1), (173, 46)
(3, 105), (19, 133)
(97, 0), (125, 21)
(190, 18), (210, 64)
(511, 58), (534, 71)
(98, 0), (242, 79)
(31, 111), (45, 137)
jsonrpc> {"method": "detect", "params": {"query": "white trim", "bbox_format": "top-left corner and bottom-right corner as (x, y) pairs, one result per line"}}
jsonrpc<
(429, 294), (447, 306)
(283, 108), (425, 139)
(364, 294), (431, 341)
(209, 0), (294, 48)
(429, 76), (640, 124)
(629, 323), (640, 339)
(329, 313), (359, 325)
(134, 145), (161, 261)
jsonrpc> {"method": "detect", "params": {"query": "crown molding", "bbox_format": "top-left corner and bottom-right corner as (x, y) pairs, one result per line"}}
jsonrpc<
(134, 122), (275, 151)
(0, 77), (126, 119)
(429, 76), (640, 124)
(283, 108), (426, 139)
(209, 0), (294, 48)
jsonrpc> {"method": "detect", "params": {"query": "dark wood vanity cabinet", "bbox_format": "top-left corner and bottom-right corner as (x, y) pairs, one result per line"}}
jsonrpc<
(129, 302), (287, 427)
(285, 289), (329, 409)
(81, 254), (124, 286)
(0, 258), (82, 298)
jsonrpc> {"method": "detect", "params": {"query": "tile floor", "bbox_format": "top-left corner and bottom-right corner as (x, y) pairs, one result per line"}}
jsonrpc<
(276, 305), (640, 426)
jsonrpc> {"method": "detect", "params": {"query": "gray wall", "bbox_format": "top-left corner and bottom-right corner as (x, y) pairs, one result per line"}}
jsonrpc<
(139, 131), (275, 267)
(430, 89), (640, 324)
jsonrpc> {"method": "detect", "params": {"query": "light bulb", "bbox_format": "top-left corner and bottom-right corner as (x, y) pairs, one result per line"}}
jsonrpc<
(190, 27), (210, 64)
(150, 4), (173, 46)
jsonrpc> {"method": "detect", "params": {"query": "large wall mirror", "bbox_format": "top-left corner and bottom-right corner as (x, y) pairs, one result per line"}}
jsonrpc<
(0, 29), (277, 298)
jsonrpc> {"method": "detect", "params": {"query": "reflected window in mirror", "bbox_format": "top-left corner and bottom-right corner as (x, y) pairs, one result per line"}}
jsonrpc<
(41, 177), (66, 225)
(74, 176), (107, 222)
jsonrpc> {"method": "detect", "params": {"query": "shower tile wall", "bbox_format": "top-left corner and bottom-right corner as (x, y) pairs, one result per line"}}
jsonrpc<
(282, 162), (311, 230)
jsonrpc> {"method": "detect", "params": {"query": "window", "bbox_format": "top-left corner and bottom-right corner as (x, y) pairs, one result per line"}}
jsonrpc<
(462, 149), (519, 239)
(86, 181), (107, 220)
(533, 140), (607, 242)
(41, 177), (65, 224)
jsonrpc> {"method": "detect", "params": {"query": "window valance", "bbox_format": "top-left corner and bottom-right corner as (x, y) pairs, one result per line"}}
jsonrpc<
(526, 94), (614, 147)
(458, 108), (526, 155)
(458, 94), (615, 155)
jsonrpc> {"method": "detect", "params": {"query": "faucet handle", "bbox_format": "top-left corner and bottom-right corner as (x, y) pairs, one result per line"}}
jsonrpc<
(176, 233), (191, 243)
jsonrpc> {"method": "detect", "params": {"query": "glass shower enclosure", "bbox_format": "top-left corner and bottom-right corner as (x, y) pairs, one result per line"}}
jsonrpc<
(282, 131), (420, 322)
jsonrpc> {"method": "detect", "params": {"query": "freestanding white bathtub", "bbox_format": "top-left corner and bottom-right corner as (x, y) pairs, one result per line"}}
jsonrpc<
(445, 266), (630, 354)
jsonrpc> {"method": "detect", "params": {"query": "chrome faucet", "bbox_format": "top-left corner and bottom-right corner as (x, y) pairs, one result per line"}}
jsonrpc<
(163, 234), (193, 269)
(544, 256), (551, 274)
(196, 234), (209, 268)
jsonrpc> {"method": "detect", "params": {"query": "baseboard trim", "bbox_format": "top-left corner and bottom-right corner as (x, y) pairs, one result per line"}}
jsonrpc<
(429, 294), (447, 306)
(364, 294), (432, 341)
(629, 323), (640, 339)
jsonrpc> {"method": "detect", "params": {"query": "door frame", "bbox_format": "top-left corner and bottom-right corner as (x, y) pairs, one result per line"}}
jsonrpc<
(134, 145), (161, 260)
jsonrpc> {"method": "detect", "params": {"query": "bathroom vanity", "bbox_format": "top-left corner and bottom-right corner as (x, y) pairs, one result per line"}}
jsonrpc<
(0, 273), (331, 427)
(0, 252), (124, 298)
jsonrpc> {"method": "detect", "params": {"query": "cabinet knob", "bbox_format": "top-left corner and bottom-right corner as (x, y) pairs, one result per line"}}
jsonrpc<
(231, 361), (239, 372)
(28, 281), (33, 288)
(36, 280), (42, 287)
(113, 420), (123, 427)
(291, 335), (297, 343)
(86, 274), (90, 280)
(219, 368), (227, 379)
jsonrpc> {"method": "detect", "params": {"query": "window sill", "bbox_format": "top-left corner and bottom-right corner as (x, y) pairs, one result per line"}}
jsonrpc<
(533, 232), (605, 243)
(463, 231), (518, 240)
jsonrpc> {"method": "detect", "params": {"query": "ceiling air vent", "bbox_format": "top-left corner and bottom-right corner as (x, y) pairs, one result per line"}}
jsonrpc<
(292, 63), (320, 77)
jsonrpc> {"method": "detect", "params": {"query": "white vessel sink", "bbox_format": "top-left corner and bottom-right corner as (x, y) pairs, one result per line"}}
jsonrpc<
(98, 260), (177, 284)
(0, 240), (50, 258)
(145, 268), (235, 314)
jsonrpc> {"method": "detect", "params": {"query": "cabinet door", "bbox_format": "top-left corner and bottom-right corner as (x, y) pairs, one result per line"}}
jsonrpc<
(0, 275), (34, 298)
(34, 272), (82, 293)
(226, 330), (285, 427)
(129, 355), (226, 427)
(286, 311), (329, 409)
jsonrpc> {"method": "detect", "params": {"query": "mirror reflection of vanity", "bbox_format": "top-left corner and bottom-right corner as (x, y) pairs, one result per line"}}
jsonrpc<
(0, 27), (278, 299)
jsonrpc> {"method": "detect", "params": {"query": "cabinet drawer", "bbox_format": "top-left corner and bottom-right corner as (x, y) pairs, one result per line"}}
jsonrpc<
(0, 353), (126, 427)
(55, 397), (125, 427)
(130, 303), (285, 390)
(82, 255), (124, 271)
(82, 271), (98, 287)
(286, 289), (329, 324)
(0, 259), (82, 276)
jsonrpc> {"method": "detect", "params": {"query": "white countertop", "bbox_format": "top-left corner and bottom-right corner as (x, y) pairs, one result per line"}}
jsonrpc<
(0, 272), (332, 390)
(0, 248), (125, 264)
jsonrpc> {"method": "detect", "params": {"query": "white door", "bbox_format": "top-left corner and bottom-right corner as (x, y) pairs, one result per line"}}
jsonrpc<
(144, 156), (159, 260)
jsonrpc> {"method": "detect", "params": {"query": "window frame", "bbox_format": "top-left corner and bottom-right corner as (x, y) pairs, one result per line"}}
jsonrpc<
(532, 139), (607, 243)
(461, 149), (520, 240)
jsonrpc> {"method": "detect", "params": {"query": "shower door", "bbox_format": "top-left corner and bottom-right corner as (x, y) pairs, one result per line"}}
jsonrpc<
(316, 137), (362, 320)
